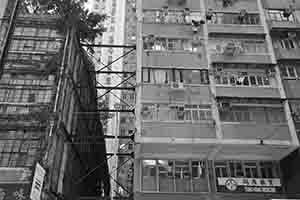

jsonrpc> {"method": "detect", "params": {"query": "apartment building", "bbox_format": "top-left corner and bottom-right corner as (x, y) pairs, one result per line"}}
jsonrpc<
(0, 1), (109, 200)
(134, 0), (300, 199)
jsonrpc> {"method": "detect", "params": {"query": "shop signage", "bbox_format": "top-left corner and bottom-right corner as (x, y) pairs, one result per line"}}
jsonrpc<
(30, 163), (46, 200)
(217, 177), (281, 193)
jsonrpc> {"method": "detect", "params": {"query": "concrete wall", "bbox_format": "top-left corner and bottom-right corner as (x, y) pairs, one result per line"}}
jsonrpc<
(141, 85), (211, 104)
(283, 80), (300, 98)
(142, 24), (198, 38)
(0, 0), (8, 18)
(142, 121), (216, 139)
(221, 123), (291, 140)
(143, 51), (207, 67)
(274, 48), (300, 60)
(262, 0), (300, 9)
(216, 86), (280, 98)
(141, 0), (201, 10)
(208, 24), (265, 35)
(206, 0), (259, 12)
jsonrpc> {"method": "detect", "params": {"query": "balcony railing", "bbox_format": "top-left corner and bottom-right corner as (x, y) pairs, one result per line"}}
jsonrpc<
(143, 9), (202, 24)
(266, 9), (297, 23)
(210, 39), (269, 55)
(207, 12), (261, 25)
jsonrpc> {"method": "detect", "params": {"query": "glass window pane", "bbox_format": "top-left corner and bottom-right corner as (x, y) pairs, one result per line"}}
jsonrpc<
(142, 160), (157, 191)
(249, 76), (257, 85)
(288, 67), (296, 77)
(159, 160), (174, 192)
(175, 161), (191, 192)
(257, 76), (263, 85)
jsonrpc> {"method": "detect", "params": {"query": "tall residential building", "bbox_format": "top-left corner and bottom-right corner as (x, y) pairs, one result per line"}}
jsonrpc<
(134, 0), (300, 199)
(0, 1), (109, 200)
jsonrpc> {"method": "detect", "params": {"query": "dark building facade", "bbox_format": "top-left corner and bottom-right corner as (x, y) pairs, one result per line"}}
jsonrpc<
(0, 1), (109, 200)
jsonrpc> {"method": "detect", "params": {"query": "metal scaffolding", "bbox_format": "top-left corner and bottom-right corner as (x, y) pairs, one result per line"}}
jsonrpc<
(74, 43), (137, 200)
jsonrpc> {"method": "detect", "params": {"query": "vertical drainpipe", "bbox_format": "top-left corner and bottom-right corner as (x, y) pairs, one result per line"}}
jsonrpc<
(200, 0), (221, 194)
(134, 0), (143, 194)
(200, 0), (223, 155)
(49, 28), (70, 137)
(257, 0), (299, 148)
(0, 0), (19, 76)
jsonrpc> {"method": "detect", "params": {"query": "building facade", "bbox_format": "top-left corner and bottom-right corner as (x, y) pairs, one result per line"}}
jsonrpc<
(134, 0), (300, 199)
(0, 1), (109, 200)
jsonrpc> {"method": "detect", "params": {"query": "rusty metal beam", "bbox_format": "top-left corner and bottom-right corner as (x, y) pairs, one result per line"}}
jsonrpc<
(96, 86), (135, 90)
(97, 109), (134, 113)
(81, 44), (136, 49)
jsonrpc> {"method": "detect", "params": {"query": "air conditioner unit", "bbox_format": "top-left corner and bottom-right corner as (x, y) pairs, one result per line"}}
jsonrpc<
(223, 42), (237, 56)
(283, 6), (294, 18)
(192, 19), (205, 33)
(266, 68), (276, 77)
(171, 81), (184, 89)
(206, 9), (214, 20)
(239, 9), (247, 18)
(218, 102), (231, 109)
(287, 32), (297, 39)
(168, 0), (187, 6)
(192, 35), (203, 46)
(171, 82), (179, 88)
(223, 0), (233, 8)
(178, 82), (184, 88)
(177, 105), (185, 118)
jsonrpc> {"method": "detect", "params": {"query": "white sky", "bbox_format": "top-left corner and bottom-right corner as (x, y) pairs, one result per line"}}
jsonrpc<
(84, 0), (94, 10)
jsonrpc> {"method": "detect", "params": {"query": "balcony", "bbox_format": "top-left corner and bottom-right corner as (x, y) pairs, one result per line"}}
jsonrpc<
(221, 122), (290, 141)
(205, 0), (259, 12)
(274, 47), (300, 60)
(207, 12), (264, 35)
(209, 39), (272, 64)
(210, 52), (272, 64)
(140, 102), (216, 142)
(215, 86), (280, 98)
(142, 23), (195, 38)
(142, 121), (216, 139)
(282, 79), (300, 98)
(266, 9), (300, 31)
(141, 84), (211, 104)
(268, 20), (300, 31)
(141, 0), (201, 10)
(143, 51), (207, 67)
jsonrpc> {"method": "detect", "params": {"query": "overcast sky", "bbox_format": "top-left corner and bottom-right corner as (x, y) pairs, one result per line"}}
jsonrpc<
(85, 0), (94, 10)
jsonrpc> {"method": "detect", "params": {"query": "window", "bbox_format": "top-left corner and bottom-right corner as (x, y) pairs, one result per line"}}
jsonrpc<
(209, 13), (260, 25)
(184, 105), (212, 121)
(142, 159), (207, 192)
(0, 89), (52, 103)
(279, 38), (299, 49)
(215, 69), (271, 87)
(141, 103), (212, 122)
(267, 9), (295, 22)
(280, 65), (299, 79)
(142, 68), (209, 84)
(214, 161), (280, 184)
(0, 131), (41, 167)
(9, 39), (61, 52)
(219, 105), (286, 124)
(144, 37), (202, 52)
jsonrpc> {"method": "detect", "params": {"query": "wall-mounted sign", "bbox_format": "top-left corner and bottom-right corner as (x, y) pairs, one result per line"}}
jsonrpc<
(217, 177), (282, 193)
(30, 163), (46, 200)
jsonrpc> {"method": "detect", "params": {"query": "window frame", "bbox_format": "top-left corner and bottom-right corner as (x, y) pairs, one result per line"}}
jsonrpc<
(142, 159), (208, 193)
